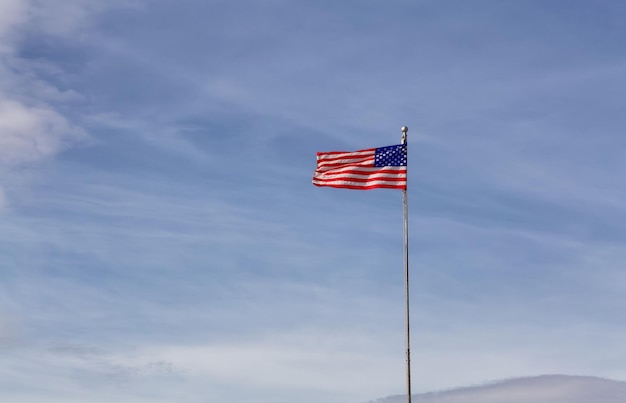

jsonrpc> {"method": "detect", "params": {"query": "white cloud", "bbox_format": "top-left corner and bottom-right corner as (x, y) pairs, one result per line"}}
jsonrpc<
(0, 99), (85, 166)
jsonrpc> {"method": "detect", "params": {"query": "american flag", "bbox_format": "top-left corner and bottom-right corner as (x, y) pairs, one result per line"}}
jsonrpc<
(313, 144), (407, 190)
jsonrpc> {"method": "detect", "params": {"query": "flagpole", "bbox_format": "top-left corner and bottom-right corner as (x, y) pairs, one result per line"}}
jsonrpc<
(401, 126), (412, 403)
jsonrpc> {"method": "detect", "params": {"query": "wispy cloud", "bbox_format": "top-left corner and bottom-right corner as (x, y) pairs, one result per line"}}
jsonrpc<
(0, 99), (85, 166)
(0, 0), (147, 208)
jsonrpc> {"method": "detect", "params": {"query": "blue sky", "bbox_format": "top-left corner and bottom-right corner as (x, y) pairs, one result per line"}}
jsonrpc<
(1, 1), (626, 402)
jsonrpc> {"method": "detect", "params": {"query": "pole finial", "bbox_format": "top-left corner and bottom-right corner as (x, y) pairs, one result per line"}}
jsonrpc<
(401, 126), (408, 144)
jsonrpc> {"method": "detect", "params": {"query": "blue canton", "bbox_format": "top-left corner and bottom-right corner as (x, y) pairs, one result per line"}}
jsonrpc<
(374, 144), (407, 167)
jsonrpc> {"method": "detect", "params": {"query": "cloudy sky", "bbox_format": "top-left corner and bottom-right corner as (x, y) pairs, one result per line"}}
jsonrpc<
(1, 1), (626, 402)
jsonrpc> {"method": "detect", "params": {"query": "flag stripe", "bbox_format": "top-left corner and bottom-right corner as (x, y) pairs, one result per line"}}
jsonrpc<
(316, 157), (375, 170)
(315, 167), (406, 175)
(316, 148), (376, 160)
(312, 180), (406, 190)
(314, 177), (405, 185)
(317, 154), (375, 164)
(314, 171), (406, 181)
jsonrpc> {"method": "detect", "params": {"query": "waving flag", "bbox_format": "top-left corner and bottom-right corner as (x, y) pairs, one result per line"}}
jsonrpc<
(313, 144), (407, 190)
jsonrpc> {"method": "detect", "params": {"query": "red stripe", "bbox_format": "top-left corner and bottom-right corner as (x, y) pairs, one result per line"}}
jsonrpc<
(314, 172), (406, 180)
(317, 152), (375, 162)
(316, 159), (373, 168)
(316, 148), (376, 157)
(315, 167), (407, 175)
(317, 154), (375, 161)
(312, 182), (407, 190)
(316, 160), (375, 171)
(314, 177), (406, 185)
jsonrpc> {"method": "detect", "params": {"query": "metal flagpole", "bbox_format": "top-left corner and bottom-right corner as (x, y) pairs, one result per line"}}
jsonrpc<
(401, 126), (412, 403)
